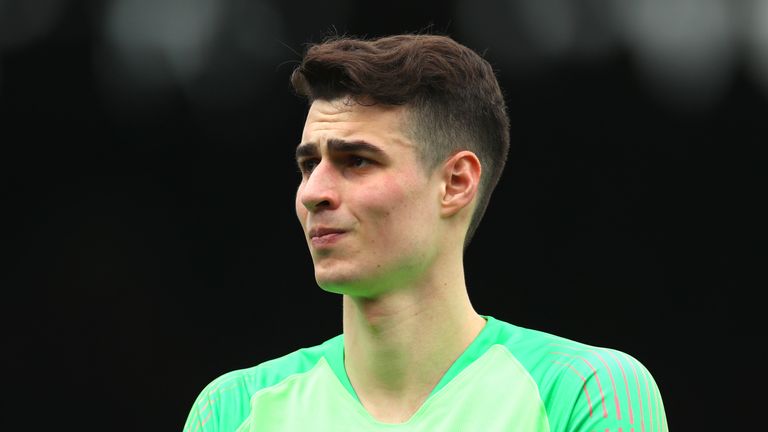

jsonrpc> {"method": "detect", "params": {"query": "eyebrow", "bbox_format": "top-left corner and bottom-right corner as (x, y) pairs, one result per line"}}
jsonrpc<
(295, 138), (386, 160)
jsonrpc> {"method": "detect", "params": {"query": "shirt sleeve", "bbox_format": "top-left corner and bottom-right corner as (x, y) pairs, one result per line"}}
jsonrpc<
(559, 348), (668, 432)
(183, 379), (220, 432)
(182, 371), (254, 432)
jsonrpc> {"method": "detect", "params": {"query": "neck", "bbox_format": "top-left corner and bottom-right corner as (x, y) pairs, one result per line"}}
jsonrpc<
(341, 265), (486, 423)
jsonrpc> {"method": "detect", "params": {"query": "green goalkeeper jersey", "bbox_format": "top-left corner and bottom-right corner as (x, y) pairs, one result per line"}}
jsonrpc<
(183, 315), (667, 431)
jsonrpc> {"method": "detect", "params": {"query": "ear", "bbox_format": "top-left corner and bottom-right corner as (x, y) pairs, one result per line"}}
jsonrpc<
(440, 151), (481, 218)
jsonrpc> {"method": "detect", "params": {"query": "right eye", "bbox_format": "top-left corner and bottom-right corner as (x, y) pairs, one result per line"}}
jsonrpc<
(299, 159), (319, 174)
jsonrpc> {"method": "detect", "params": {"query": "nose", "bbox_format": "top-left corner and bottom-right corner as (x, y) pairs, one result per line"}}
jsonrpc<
(299, 160), (340, 212)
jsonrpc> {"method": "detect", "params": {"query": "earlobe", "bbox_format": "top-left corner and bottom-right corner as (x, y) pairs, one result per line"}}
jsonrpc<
(441, 151), (481, 217)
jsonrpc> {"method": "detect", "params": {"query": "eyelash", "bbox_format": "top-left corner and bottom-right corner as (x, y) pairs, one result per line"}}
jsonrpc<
(348, 156), (371, 168)
(298, 156), (372, 174)
(298, 159), (319, 174)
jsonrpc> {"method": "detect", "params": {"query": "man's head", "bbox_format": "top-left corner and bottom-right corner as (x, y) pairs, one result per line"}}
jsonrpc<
(291, 34), (510, 296)
(291, 34), (510, 247)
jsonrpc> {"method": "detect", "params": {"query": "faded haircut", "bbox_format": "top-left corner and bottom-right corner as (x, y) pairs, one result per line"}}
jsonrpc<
(290, 33), (510, 248)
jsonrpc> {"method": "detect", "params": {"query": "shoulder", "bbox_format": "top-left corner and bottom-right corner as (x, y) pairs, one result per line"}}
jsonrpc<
(487, 317), (667, 432)
(183, 335), (342, 432)
(488, 317), (653, 381)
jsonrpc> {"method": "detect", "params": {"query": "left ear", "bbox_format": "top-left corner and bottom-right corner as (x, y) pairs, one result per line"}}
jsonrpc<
(440, 150), (481, 218)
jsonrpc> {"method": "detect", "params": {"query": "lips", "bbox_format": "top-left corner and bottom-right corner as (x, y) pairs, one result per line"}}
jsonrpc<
(309, 227), (347, 239)
(308, 226), (348, 248)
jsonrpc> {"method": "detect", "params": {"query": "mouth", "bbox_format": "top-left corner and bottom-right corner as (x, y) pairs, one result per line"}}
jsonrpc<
(309, 227), (348, 247)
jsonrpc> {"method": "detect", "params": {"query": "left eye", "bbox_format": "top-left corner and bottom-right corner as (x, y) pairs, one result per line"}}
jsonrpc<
(349, 156), (370, 167)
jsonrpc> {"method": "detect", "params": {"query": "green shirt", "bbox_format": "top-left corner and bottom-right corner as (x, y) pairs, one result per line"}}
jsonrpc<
(184, 315), (667, 431)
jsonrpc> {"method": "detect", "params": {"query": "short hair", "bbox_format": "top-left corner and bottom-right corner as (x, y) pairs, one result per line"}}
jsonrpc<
(290, 33), (510, 248)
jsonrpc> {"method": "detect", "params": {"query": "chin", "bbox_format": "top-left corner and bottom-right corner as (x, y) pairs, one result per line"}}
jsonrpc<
(317, 276), (399, 301)
(313, 258), (356, 283)
(315, 269), (357, 292)
(315, 271), (378, 297)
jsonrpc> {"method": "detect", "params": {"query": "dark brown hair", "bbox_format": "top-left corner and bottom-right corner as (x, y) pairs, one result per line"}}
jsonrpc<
(290, 33), (510, 248)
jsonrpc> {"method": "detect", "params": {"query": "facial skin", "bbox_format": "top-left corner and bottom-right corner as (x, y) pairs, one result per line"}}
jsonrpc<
(295, 98), (451, 299)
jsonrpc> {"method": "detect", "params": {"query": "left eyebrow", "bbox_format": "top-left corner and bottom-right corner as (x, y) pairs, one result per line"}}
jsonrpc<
(327, 138), (385, 156)
(295, 139), (386, 161)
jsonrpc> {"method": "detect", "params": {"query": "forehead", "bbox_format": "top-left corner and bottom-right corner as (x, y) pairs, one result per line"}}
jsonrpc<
(301, 98), (414, 150)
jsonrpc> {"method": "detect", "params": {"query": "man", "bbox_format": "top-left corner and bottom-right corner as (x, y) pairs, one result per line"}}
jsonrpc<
(183, 33), (668, 431)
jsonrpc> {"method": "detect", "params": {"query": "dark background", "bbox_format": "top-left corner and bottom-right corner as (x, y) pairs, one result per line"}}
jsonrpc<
(2, 0), (764, 430)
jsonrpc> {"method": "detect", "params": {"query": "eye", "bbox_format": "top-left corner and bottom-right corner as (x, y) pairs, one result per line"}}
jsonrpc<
(348, 156), (371, 168)
(299, 158), (319, 174)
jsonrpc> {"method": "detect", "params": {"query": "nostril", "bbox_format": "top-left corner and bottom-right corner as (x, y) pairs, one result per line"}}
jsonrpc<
(313, 200), (332, 211)
(303, 198), (332, 212)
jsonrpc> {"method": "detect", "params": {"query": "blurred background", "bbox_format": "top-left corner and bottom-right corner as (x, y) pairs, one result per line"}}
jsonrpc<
(2, 0), (764, 430)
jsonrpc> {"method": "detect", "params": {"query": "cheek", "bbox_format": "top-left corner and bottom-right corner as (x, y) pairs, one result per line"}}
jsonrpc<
(363, 179), (432, 237)
(361, 181), (406, 216)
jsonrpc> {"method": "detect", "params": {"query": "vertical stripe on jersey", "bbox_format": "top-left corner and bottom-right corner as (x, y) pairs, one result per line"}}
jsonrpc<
(552, 360), (594, 418)
(551, 351), (609, 418)
(622, 352), (647, 432)
(606, 349), (635, 426)
(548, 343), (623, 422)
(545, 341), (666, 432)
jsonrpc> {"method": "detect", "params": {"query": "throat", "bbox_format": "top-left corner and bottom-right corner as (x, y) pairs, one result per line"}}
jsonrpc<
(342, 295), (487, 423)
(359, 391), (430, 424)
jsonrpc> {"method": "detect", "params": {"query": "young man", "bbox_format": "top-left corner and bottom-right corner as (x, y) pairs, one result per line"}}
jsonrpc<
(183, 34), (668, 431)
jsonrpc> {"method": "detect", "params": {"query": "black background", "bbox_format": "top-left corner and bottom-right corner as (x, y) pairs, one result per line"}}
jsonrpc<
(3, 1), (764, 430)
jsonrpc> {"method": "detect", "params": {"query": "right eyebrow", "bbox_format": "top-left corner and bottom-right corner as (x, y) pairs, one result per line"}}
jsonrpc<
(295, 143), (318, 160)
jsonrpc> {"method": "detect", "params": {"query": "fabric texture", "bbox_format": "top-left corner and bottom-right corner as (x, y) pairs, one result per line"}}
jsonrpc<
(183, 315), (667, 432)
